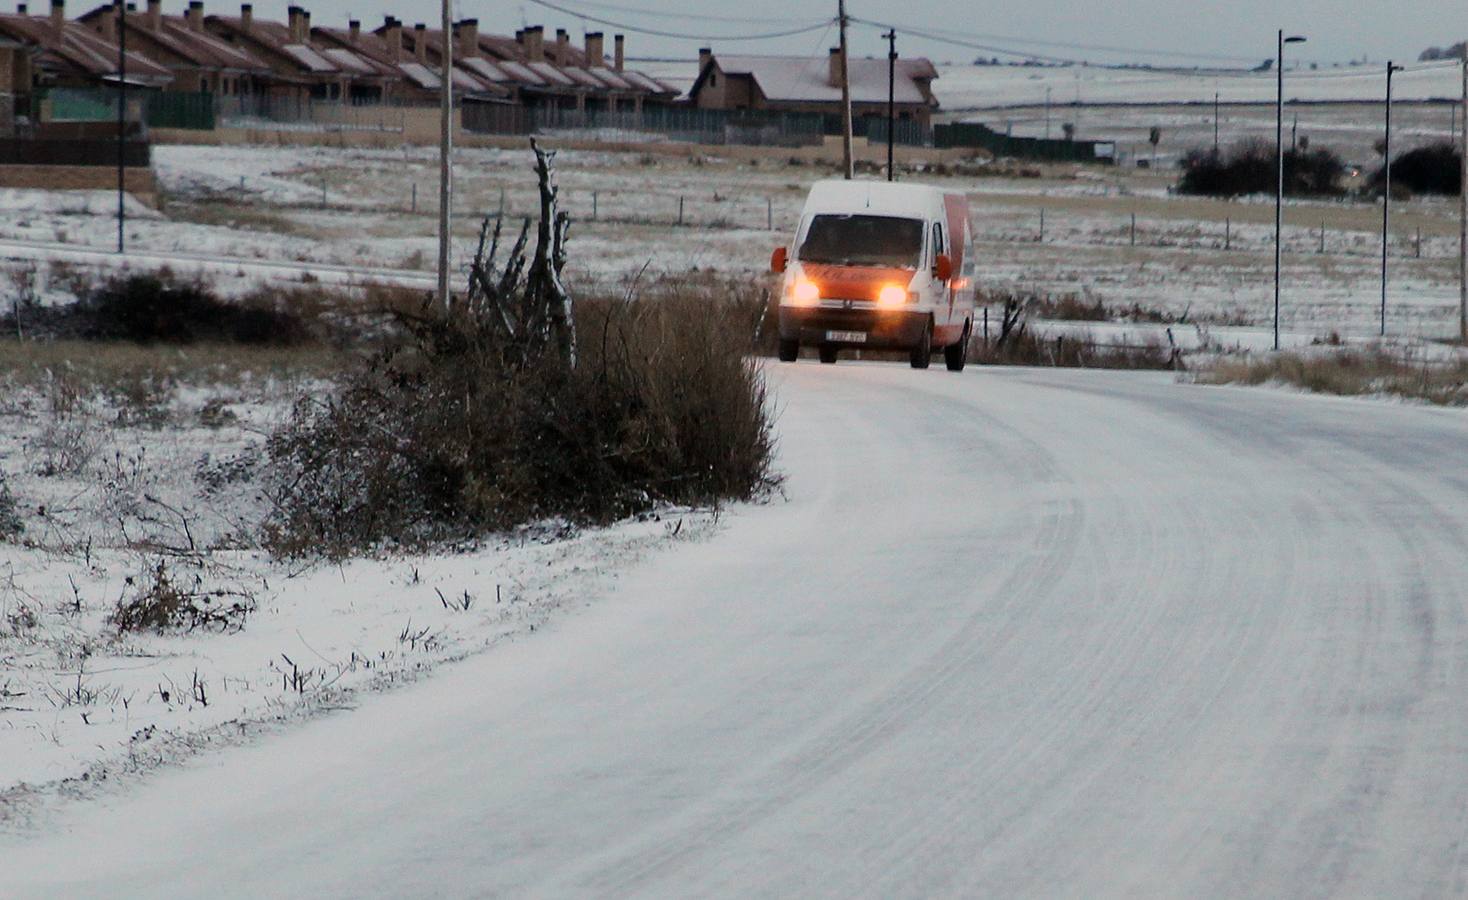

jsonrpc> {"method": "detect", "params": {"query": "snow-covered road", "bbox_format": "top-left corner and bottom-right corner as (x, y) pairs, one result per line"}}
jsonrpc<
(5, 364), (1468, 897)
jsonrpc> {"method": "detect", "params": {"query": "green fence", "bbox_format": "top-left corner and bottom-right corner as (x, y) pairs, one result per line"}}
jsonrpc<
(935, 121), (1113, 163)
(43, 88), (215, 131)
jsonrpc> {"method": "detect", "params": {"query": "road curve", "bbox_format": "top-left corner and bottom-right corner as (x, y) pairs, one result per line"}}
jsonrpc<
(5, 364), (1468, 897)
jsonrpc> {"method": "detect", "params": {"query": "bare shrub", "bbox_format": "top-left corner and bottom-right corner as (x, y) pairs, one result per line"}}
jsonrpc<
(263, 290), (777, 557)
(109, 559), (254, 634)
(0, 472), (21, 539)
(1200, 350), (1468, 405)
(264, 144), (777, 558)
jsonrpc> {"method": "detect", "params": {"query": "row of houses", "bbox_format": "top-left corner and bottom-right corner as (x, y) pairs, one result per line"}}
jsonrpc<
(0, 0), (942, 143)
(0, 1), (680, 129)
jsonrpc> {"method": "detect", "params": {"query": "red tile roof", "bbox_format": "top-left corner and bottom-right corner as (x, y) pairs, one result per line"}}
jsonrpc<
(0, 13), (172, 84)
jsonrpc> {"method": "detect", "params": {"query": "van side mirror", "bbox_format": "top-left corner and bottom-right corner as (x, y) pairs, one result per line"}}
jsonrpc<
(770, 246), (788, 274)
(933, 254), (953, 282)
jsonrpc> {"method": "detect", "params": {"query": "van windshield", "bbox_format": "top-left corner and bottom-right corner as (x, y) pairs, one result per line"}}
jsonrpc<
(797, 215), (925, 268)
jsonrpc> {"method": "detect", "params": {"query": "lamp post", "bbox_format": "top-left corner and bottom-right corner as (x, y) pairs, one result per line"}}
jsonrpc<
(885, 29), (896, 182)
(1381, 61), (1404, 337)
(116, 0), (125, 255)
(1274, 30), (1306, 351)
(436, 0), (452, 308)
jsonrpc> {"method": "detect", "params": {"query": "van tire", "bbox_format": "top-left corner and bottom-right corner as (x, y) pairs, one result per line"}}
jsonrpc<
(777, 339), (799, 362)
(945, 321), (970, 372)
(818, 345), (839, 364)
(909, 321), (932, 369)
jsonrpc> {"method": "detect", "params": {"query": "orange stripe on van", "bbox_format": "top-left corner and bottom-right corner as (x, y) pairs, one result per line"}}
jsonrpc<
(800, 263), (915, 303)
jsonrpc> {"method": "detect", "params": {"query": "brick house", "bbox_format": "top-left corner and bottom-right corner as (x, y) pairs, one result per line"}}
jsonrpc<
(204, 4), (376, 102)
(0, 0), (171, 90)
(77, 0), (270, 95)
(688, 49), (938, 128)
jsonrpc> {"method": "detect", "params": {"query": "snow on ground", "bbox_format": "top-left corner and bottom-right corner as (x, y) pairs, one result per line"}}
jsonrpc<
(2, 136), (1462, 338)
(934, 59), (1467, 109)
(0, 369), (717, 815)
(5, 364), (1468, 896)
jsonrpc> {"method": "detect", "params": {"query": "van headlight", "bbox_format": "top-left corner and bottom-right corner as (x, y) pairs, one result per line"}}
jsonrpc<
(788, 279), (820, 306)
(877, 284), (911, 307)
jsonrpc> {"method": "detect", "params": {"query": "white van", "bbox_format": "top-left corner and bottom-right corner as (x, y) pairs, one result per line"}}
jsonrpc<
(771, 180), (977, 370)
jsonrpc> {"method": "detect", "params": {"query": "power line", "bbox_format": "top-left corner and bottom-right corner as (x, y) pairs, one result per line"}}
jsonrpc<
(859, 19), (1263, 65)
(520, 0), (835, 41)
(522, 0), (831, 27)
(850, 17), (1461, 82)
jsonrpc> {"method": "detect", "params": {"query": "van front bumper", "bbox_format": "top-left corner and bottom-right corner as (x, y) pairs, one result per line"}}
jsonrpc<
(779, 306), (929, 350)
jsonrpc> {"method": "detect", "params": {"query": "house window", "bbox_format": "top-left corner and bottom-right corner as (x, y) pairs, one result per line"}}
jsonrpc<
(708, 71), (716, 86)
(200, 77), (208, 92)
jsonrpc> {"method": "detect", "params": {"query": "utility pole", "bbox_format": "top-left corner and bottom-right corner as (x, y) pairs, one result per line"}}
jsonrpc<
(885, 29), (896, 182)
(116, 0), (126, 254)
(1382, 61), (1403, 337)
(1044, 87), (1052, 139)
(1460, 48), (1467, 343)
(437, 0), (453, 307)
(837, 0), (852, 180)
(1213, 91), (1219, 153)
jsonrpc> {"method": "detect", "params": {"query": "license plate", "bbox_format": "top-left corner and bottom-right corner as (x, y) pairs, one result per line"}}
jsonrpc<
(826, 330), (867, 343)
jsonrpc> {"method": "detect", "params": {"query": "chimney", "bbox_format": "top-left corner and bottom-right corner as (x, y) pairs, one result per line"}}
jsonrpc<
(286, 5), (303, 42)
(240, 2), (251, 28)
(523, 24), (542, 62)
(383, 16), (401, 62)
(48, 0), (62, 35)
(554, 27), (568, 64)
(301, 8), (309, 36)
(698, 47), (711, 72)
(828, 46), (842, 87)
(613, 33), (623, 71)
(186, 0), (202, 32)
(584, 31), (603, 68)
(348, 18), (359, 43)
(413, 23), (426, 63)
(17, 3), (27, 14)
(458, 17), (477, 58)
(145, 0), (159, 29)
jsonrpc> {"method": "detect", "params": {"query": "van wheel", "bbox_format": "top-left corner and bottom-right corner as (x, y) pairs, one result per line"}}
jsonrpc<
(945, 321), (970, 372)
(818, 345), (838, 364)
(909, 321), (932, 369)
(777, 339), (799, 362)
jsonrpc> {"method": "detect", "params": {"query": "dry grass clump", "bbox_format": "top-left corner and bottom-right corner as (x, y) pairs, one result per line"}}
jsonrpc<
(0, 339), (349, 391)
(262, 288), (779, 559)
(109, 559), (254, 634)
(971, 328), (1179, 370)
(1199, 349), (1468, 405)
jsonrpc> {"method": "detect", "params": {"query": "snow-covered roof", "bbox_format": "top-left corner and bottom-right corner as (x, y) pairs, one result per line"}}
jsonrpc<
(698, 54), (937, 106)
(585, 66), (632, 90)
(459, 56), (511, 83)
(281, 43), (337, 73)
(494, 60), (545, 85)
(397, 61), (440, 89)
(526, 61), (574, 87)
(320, 47), (377, 75)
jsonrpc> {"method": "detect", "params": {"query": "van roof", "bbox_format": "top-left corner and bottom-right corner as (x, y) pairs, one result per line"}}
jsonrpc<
(802, 179), (947, 218)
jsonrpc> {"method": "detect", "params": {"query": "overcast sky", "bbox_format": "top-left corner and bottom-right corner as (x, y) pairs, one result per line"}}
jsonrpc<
(229, 0), (1464, 69)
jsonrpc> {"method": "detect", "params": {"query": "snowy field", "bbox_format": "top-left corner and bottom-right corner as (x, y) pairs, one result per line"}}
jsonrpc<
(2, 135), (1463, 341)
(0, 357), (719, 815)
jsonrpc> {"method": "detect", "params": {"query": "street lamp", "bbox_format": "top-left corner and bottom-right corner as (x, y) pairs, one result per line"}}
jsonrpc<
(1381, 61), (1404, 337)
(1274, 31), (1306, 351)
